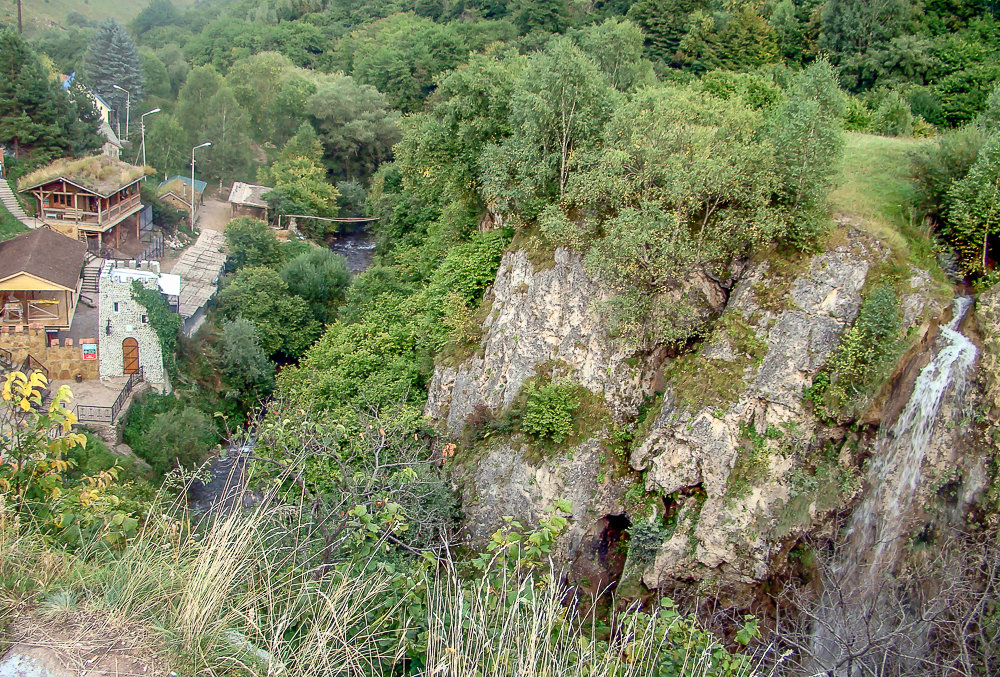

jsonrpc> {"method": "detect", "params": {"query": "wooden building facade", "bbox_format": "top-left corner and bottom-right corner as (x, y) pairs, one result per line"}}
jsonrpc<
(18, 156), (149, 254)
(0, 229), (87, 331)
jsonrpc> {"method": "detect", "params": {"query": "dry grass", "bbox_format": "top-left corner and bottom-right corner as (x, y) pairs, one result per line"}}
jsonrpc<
(1, 485), (773, 677)
(19, 155), (151, 197)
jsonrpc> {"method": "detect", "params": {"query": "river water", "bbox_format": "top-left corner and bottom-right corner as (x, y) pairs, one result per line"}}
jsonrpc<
(810, 296), (977, 675)
(188, 230), (375, 512)
(329, 229), (376, 274)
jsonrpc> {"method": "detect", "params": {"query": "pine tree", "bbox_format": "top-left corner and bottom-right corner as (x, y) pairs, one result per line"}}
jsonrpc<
(0, 30), (101, 160)
(84, 19), (144, 129)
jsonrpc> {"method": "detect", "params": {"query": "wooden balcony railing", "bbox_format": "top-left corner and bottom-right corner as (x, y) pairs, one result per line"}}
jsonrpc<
(42, 194), (142, 227)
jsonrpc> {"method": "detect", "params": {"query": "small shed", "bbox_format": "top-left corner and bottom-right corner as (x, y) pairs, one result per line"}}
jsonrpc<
(228, 182), (272, 221)
(157, 176), (206, 215)
(0, 228), (87, 330)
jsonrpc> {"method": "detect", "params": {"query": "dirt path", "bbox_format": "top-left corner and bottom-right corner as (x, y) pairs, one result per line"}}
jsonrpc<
(196, 197), (231, 232)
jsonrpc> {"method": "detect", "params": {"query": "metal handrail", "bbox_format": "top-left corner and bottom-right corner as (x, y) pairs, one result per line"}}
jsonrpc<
(76, 367), (144, 423)
(0, 347), (13, 369)
(21, 354), (48, 380)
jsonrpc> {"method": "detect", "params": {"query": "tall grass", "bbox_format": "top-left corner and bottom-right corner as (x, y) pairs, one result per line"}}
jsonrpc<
(1, 486), (772, 677)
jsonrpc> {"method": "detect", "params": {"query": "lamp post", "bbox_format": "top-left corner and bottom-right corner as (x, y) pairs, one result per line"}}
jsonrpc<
(139, 108), (160, 168)
(190, 142), (211, 231)
(112, 84), (131, 140)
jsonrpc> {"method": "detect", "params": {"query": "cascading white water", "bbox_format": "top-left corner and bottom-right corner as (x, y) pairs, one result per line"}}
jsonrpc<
(809, 296), (977, 676)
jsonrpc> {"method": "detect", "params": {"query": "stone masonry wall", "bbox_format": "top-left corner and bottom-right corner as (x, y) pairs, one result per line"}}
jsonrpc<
(0, 325), (100, 380)
(98, 261), (166, 387)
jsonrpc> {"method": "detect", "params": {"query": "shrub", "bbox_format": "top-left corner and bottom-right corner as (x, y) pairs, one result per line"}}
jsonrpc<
(519, 381), (581, 444)
(122, 392), (182, 452)
(224, 217), (285, 272)
(806, 283), (902, 418)
(872, 91), (914, 137)
(944, 133), (1000, 273)
(912, 125), (987, 221)
(279, 248), (350, 326)
(219, 318), (274, 404)
(628, 521), (672, 566)
(138, 406), (219, 475)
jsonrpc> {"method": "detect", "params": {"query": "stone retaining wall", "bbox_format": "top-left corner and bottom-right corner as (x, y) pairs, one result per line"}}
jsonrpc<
(0, 325), (100, 380)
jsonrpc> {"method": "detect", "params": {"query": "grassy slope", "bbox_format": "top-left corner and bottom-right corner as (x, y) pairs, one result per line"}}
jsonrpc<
(0, 205), (28, 241)
(2, 0), (202, 35)
(830, 131), (947, 284)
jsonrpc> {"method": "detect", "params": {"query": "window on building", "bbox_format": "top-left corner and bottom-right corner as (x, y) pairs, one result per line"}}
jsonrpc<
(113, 302), (119, 312)
(141, 315), (148, 323)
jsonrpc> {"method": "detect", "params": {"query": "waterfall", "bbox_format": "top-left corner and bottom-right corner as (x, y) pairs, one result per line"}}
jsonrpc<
(809, 296), (977, 676)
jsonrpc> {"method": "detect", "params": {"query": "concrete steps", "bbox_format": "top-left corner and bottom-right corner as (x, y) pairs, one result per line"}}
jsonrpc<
(0, 180), (42, 229)
(81, 265), (101, 294)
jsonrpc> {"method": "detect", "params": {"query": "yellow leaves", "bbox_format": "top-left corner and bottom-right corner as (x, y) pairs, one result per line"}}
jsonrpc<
(3, 370), (59, 415)
(50, 458), (72, 473)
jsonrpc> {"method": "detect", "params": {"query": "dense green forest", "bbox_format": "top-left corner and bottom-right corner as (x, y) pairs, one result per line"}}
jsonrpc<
(2, 0), (1000, 673)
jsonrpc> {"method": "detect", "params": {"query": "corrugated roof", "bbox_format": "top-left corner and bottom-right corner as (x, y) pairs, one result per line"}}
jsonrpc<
(0, 229), (86, 290)
(172, 230), (227, 318)
(159, 176), (207, 194)
(228, 181), (272, 208)
(18, 155), (151, 197)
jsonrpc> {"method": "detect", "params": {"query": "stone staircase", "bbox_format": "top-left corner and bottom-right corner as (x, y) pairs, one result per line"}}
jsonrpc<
(0, 180), (42, 229)
(81, 261), (102, 295)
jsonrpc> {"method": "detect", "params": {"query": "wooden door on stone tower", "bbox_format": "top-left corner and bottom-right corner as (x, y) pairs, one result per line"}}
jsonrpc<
(122, 337), (139, 375)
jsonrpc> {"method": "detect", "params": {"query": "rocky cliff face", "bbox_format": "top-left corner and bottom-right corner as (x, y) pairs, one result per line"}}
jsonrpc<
(426, 227), (947, 594)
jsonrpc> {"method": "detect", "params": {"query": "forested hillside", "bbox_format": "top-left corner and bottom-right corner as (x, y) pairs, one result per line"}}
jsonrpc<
(2, 0), (1000, 674)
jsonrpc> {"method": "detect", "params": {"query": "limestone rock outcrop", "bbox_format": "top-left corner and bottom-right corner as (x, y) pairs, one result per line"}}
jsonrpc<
(427, 228), (947, 593)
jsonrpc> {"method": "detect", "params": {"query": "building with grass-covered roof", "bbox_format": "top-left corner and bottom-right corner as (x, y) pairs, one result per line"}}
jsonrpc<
(18, 155), (151, 255)
(157, 175), (206, 216)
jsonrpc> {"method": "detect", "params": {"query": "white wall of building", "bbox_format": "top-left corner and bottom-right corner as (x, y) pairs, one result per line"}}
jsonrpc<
(98, 260), (169, 390)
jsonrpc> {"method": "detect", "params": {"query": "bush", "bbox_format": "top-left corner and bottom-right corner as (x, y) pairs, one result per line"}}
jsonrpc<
(279, 248), (350, 326)
(138, 406), (219, 475)
(219, 318), (275, 404)
(520, 381), (581, 444)
(122, 392), (182, 452)
(872, 91), (914, 137)
(806, 283), (902, 417)
(912, 125), (987, 221)
(224, 217), (285, 272)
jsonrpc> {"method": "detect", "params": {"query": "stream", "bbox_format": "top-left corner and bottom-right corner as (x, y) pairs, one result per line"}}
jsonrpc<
(187, 229), (375, 512)
(186, 438), (255, 515)
(810, 296), (978, 675)
(329, 228), (376, 274)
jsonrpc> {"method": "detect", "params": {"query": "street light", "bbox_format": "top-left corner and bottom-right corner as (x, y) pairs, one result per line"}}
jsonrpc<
(139, 108), (160, 168)
(112, 84), (131, 140)
(190, 142), (211, 231)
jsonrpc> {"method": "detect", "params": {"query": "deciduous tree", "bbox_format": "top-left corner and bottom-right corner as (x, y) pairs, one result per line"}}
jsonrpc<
(217, 266), (320, 357)
(219, 318), (275, 404)
(279, 248), (351, 325)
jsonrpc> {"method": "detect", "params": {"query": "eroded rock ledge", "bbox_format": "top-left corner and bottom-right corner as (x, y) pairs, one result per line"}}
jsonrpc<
(427, 229), (946, 593)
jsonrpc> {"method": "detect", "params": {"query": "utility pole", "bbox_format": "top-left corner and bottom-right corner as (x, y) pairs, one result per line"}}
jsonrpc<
(112, 84), (131, 141)
(139, 108), (160, 168)
(190, 142), (211, 231)
(17, 0), (22, 34)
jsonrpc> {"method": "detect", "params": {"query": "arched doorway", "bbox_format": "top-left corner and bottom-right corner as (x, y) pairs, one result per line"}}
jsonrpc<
(122, 337), (139, 375)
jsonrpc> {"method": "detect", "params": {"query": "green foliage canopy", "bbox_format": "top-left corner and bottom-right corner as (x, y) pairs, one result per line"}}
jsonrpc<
(217, 266), (320, 358)
(225, 217), (286, 272)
